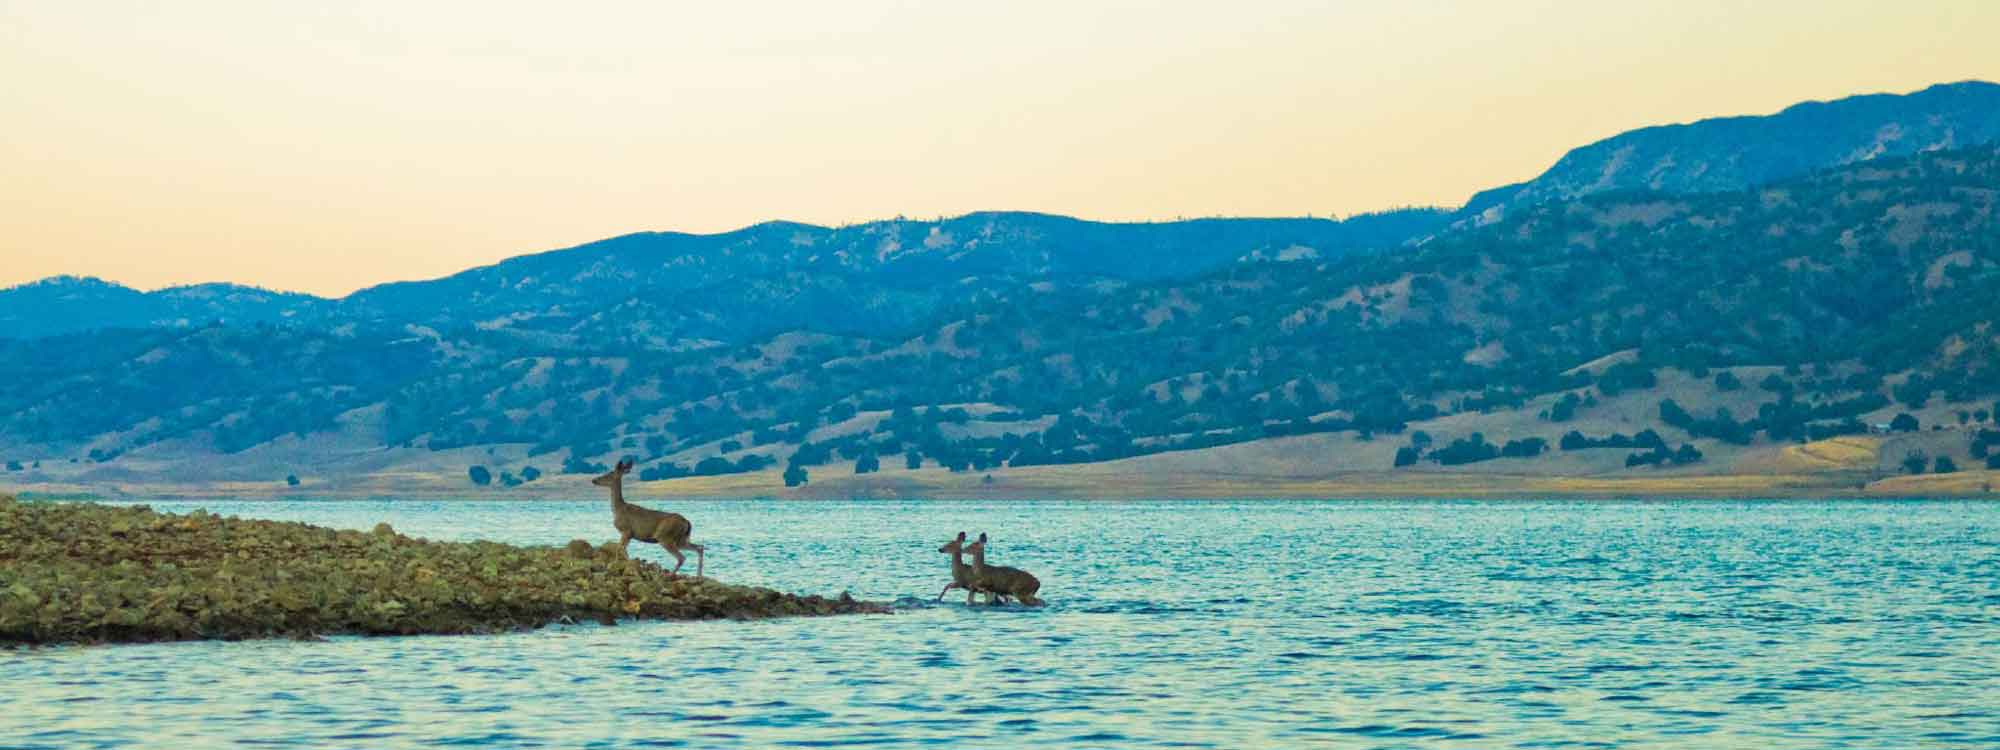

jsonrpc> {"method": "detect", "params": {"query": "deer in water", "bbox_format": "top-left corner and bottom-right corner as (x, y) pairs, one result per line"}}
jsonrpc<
(936, 531), (1006, 605)
(966, 532), (1042, 606)
(592, 459), (704, 577)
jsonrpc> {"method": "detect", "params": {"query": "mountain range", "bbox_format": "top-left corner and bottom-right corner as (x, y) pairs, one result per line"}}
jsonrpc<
(1459, 80), (2000, 223)
(4, 81), (1999, 498)
(0, 211), (1446, 343)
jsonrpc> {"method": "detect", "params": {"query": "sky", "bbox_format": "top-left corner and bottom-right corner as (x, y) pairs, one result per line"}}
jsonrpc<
(2, 1), (1996, 297)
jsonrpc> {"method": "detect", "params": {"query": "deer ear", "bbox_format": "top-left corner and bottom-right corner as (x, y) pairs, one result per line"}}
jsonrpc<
(956, 531), (966, 541)
(978, 532), (987, 542)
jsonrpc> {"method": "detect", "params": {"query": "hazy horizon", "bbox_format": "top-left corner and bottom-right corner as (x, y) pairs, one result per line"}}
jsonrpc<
(4, 1), (1997, 296)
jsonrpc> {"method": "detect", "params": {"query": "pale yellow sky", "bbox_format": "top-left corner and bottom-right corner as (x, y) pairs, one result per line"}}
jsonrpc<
(1, 1), (1995, 297)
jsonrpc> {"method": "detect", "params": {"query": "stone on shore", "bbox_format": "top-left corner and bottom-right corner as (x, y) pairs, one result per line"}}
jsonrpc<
(0, 497), (885, 645)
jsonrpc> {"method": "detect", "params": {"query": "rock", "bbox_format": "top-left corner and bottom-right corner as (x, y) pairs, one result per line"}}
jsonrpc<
(0, 501), (888, 646)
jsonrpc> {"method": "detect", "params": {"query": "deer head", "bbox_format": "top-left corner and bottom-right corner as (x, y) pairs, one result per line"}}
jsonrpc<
(937, 530), (967, 554)
(590, 459), (633, 488)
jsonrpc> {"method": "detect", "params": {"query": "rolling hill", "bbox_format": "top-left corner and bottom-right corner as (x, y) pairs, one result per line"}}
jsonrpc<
(4, 82), (2000, 497)
(0, 210), (1448, 347)
(1460, 80), (2000, 225)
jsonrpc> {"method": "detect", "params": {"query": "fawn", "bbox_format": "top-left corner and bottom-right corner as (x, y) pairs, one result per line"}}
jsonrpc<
(966, 532), (1042, 606)
(936, 531), (1005, 605)
(592, 459), (704, 577)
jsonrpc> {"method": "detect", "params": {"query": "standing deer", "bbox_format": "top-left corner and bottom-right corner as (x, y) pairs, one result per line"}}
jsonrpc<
(966, 532), (1042, 606)
(936, 531), (1005, 604)
(592, 459), (704, 577)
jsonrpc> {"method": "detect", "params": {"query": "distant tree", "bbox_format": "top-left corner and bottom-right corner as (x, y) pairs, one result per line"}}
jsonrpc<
(1958, 411), (1971, 426)
(285, 474), (300, 486)
(720, 440), (743, 453)
(1902, 451), (1929, 475)
(468, 465), (492, 486)
(638, 462), (690, 482)
(644, 435), (669, 457)
(1673, 443), (1703, 465)
(1409, 431), (1433, 450)
(1430, 434), (1500, 465)
(1546, 393), (1581, 422)
(855, 453), (880, 474)
(827, 402), (858, 423)
(1660, 399), (1693, 428)
(1394, 446), (1420, 467)
(521, 466), (542, 482)
(1499, 437), (1547, 458)
(1596, 363), (1656, 396)
(1714, 371), (1743, 391)
(1934, 456), (1958, 474)
(905, 450), (922, 470)
(500, 471), (521, 487)
(4, 461), (21, 472)
(1895, 378), (1932, 409)
(1559, 431), (1587, 451)
(1890, 413), (1920, 433)
(784, 462), (809, 487)
(1975, 430), (2000, 459)
(1976, 410), (1991, 423)
(791, 442), (833, 466)
(1988, 454), (2000, 470)
(1758, 373), (1792, 393)
(693, 456), (734, 476)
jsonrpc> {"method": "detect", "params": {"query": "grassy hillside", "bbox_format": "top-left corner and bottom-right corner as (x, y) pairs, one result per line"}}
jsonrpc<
(4, 146), (2000, 497)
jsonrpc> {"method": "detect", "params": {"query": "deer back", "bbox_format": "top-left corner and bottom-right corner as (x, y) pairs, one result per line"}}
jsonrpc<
(977, 564), (1040, 596)
(615, 501), (691, 544)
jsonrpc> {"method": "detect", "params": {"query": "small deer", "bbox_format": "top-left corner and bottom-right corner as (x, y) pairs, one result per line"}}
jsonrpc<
(966, 532), (1042, 606)
(936, 531), (1005, 605)
(592, 459), (704, 577)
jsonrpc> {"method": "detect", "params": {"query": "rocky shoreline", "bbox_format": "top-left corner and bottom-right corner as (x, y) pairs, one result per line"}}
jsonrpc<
(0, 496), (886, 646)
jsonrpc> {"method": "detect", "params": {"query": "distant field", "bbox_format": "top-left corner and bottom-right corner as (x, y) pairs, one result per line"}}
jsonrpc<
(5, 363), (1992, 500)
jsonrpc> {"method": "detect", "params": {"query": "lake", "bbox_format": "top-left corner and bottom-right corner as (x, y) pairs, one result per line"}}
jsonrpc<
(3, 499), (1998, 748)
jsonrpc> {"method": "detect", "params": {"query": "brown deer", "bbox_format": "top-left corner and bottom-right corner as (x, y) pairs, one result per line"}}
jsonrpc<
(966, 532), (1042, 606)
(592, 459), (704, 577)
(936, 531), (1005, 604)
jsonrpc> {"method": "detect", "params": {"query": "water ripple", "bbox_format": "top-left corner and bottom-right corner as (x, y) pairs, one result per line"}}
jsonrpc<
(3, 498), (1997, 749)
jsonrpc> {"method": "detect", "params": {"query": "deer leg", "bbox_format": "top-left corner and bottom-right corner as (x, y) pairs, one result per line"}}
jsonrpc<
(936, 581), (960, 601)
(688, 543), (705, 578)
(966, 588), (977, 605)
(665, 546), (685, 575)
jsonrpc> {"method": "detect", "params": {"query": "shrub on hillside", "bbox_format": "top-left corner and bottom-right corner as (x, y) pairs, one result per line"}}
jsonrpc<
(1394, 446), (1421, 467)
(1902, 451), (1929, 475)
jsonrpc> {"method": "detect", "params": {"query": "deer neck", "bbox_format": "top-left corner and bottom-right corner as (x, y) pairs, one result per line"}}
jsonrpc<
(968, 546), (987, 576)
(949, 546), (969, 576)
(607, 480), (626, 511)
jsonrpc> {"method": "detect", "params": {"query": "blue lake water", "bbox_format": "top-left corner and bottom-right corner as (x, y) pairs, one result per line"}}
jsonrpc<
(4, 499), (1999, 748)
